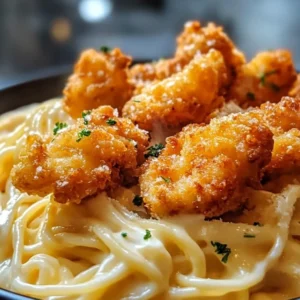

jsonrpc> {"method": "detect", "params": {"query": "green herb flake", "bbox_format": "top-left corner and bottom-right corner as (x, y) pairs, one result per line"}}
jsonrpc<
(246, 92), (255, 100)
(106, 118), (117, 126)
(259, 70), (280, 91)
(211, 241), (231, 263)
(145, 143), (165, 158)
(100, 46), (111, 53)
(82, 110), (91, 125)
(244, 233), (256, 238)
(121, 232), (127, 238)
(259, 69), (278, 85)
(53, 122), (67, 135)
(144, 229), (152, 240)
(161, 176), (171, 183)
(253, 222), (263, 227)
(76, 128), (91, 142)
(133, 99), (141, 103)
(132, 195), (143, 206)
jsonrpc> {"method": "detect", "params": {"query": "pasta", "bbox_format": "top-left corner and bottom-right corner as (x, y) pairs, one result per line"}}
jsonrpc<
(1, 19), (300, 300)
(0, 100), (300, 299)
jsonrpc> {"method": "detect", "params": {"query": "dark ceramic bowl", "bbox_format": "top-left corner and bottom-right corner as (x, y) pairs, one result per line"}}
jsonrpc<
(0, 67), (300, 300)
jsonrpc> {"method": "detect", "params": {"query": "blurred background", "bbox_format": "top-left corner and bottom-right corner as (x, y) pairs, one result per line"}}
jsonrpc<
(0, 0), (300, 89)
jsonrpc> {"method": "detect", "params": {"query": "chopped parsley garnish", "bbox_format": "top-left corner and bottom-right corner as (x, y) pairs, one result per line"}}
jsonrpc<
(253, 222), (263, 227)
(211, 241), (231, 263)
(133, 99), (141, 103)
(259, 70), (280, 91)
(100, 46), (111, 53)
(53, 122), (67, 135)
(121, 232), (127, 238)
(244, 233), (256, 238)
(144, 229), (152, 240)
(246, 92), (255, 100)
(76, 128), (91, 142)
(132, 195), (143, 206)
(82, 110), (91, 125)
(145, 143), (165, 158)
(106, 118), (117, 126)
(259, 69), (278, 85)
(161, 176), (171, 183)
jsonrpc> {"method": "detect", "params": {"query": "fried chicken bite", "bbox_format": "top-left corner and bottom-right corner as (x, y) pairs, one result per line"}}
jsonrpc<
(123, 50), (227, 131)
(140, 111), (274, 218)
(175, 21), (245, 85)
(228, 50), (296, 108)
(63, 48), (133, 118)
(11, 106), (149, 204)
(261, 96), (300, 178)
(129, 21), (245, 93)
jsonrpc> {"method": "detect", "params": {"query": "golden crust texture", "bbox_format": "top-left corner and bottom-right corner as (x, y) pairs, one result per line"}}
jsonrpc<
(11, 106), (149, 203)
(228, 50), (296, 108)
(129, 21), (245, 93)
(129, 58), (184, 94)
(175, 21), (245, 84)
(261, 96), (300, 177)
(123, 50), (227, 131)
(63, 48), (133, 118)
(140, 111), (274, 218)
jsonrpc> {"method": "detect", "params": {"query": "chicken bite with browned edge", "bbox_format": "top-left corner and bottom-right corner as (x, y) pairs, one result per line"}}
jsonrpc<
(228, 50), (296, 108)
(261, 96), (300, 178)
(140, 111), (274, 218)
(63, 48), (133, 118)
(11, 106), (149, 204)
(123, 50), (227, 131)
(130, 21), (245, 93)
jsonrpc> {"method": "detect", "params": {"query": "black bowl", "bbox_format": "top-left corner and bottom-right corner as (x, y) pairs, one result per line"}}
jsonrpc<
(0, 67), (300, 300)
(0, 66), (71, 114)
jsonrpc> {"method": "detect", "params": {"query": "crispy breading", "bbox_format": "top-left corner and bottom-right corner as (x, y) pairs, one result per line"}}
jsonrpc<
(140, 111), (273, 218)
(11, 106), (149, 203)
(261, 97), (300, 177)
(289, 73), (300, 97)
(204, 97), (300, 179)
(123, 50), (227, 131)
(129, 58), (184, 94)
(206, 100), (245, 122)
(129, 21), (245, 93)
(63, 48), (133, 118)
(175, 21), (245, 84)
(228, 50), (296, 108)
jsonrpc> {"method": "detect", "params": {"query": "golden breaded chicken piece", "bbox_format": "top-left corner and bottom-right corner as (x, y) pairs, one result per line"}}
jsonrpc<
(261, 97), (300, 177)
(129, 21), (245, 93)
(175, 21), (245, 84)
(11, 106), (149, 203)
(228, 50), (296, 108)
(63, 48), (133, 118)
(140, 111), (273, 218)
(123, 50), (227, 131)
(289, 73), (300, 97)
